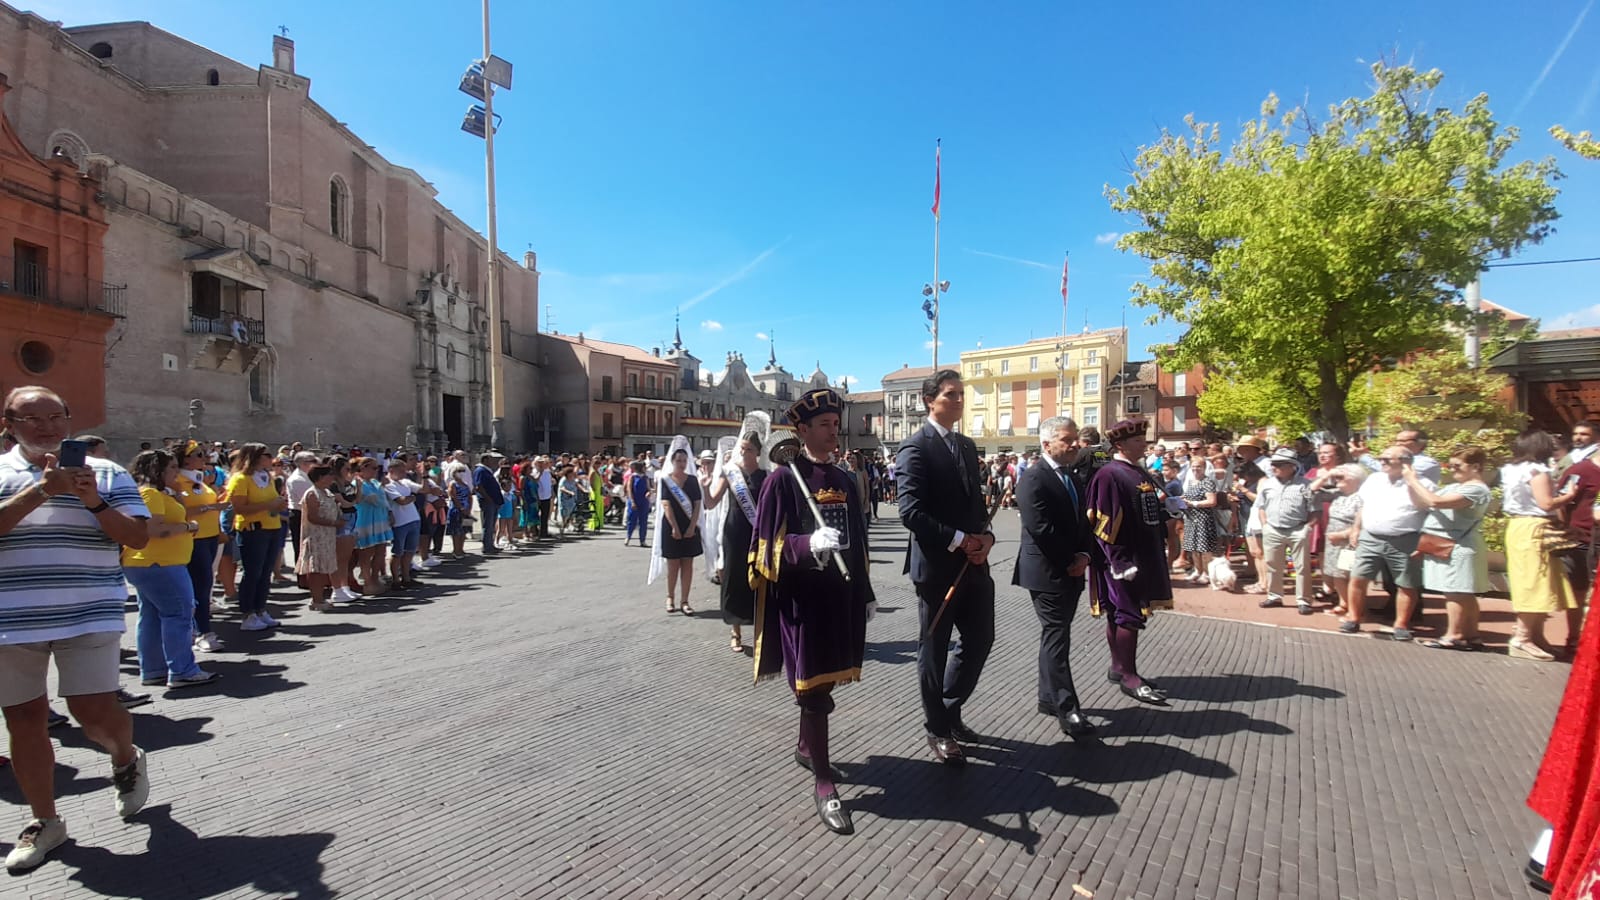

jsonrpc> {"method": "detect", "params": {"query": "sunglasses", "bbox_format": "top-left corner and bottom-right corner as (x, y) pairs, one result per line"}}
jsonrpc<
(1377, 457), (1410, 463)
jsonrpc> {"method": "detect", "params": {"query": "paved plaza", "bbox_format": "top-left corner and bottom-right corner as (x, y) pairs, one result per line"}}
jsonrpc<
(4, 513), (1573, 899)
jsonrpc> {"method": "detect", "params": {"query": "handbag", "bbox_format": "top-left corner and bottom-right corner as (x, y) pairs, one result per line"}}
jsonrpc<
(1414, 532), (1456, 561)
(1413, 518), (1480, 562)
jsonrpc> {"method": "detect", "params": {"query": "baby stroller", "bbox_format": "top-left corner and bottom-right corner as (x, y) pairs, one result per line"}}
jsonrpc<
(570, 492), (593, 535)
(605, 485), (625, 526)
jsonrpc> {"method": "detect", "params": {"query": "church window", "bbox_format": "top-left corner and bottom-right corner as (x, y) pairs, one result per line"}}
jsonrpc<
(329, 176), (351, 242)
(206, 69), (220, 86)
(89, 42), (113, 59)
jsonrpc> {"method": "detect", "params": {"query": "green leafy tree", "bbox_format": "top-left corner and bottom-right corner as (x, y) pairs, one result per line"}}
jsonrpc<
(1552, 126), (1600, 160)
(1107, 63), (1561, 441)
(1366, 350), (1527, 458)
(1195, 367), (1313, 437)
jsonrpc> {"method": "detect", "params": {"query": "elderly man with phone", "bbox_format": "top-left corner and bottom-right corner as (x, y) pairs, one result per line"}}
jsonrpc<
(0, 386), (152, 871)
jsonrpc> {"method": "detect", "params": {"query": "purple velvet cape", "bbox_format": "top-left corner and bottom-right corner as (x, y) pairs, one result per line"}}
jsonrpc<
(750, 456), (874, 692)
(1085, 458), (1174, 628)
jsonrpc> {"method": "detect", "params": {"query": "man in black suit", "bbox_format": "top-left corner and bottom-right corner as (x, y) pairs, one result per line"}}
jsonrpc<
(897, 369), (995, 765)
(1013, 416), (1097, 739)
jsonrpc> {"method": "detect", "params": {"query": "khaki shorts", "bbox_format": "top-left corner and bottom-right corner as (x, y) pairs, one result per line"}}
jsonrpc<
(0, 631), (123, 708)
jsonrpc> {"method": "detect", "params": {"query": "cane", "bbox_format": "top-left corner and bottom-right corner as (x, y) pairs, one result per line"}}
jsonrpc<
(769, 439), (850, 583)
(924, 491), (1004, 638)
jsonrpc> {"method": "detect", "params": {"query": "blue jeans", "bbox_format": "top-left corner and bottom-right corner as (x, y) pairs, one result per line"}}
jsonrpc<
(186, 536), (217, 634)
(626, 500), (651, 543)
(125, 564), (202, 682)
(237, 527), (276, 616)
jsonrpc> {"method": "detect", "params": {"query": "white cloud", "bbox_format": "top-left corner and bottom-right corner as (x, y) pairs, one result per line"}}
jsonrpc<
(1549, 302), (1600, 330)
(700, 319), (723, 331)
(840, 375), (859, 387)
(924, 339), (944, 351)
(755, 331), (770, 341)
(1094, 232), (1121, 246)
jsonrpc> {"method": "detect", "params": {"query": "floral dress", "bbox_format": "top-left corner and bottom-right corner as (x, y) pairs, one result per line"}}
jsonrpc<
(295, 486), (340, 575)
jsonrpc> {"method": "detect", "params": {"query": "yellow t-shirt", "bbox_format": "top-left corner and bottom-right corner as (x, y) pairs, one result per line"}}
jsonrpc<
(177, 473), (221, 539)
(225, 471), (283, 530)
(123, 486), (194, 568)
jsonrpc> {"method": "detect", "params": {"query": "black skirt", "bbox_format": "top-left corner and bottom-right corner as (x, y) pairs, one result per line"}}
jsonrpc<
(720, 469), (765, 624)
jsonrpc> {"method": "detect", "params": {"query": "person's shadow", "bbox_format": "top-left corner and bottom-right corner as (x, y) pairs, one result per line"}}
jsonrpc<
(1147, 674), (1345, 703)
(846, 747), (1120, 855)
(56, 804), (334, 899)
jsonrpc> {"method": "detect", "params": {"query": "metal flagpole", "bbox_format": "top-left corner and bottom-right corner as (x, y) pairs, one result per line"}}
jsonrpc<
(931, 139), (941, 372)
(482, 0), (506, 451)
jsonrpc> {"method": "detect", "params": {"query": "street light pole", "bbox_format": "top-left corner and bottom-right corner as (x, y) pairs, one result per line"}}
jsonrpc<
(481, 0), (506, 451)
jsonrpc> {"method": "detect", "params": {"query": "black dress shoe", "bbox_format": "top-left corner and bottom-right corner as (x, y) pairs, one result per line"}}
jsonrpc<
(1121, 683), (1169, 705)
(794, 750), (847, 783)
(1037, 701), (1056, 717)
(1059, 710), (1097, 739)
(814, 789), (854, 835)
(948, 721), (980, 744)
(926, 734), (966, 765)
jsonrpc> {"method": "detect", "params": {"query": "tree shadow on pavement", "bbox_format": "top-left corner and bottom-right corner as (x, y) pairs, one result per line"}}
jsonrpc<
(58, 805), (334, 900)
(1148, 673), (1345, 703)
(847, 753), (1118, 854)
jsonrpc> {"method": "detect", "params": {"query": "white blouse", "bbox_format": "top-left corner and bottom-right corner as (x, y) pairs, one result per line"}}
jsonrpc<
(1499, 461), (1551, 518)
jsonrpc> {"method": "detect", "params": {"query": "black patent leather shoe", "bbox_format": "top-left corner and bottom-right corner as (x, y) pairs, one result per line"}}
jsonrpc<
(1060, 710), (1097, 738)
(794, 750), (847, 783)
(926, 734), (966, 765)
(815, 789), (854, 835)
(1121, 683), (1169, 705)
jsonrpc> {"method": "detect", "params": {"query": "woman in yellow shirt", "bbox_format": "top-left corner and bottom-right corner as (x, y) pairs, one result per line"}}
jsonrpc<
(225, 442), (286, 632)
(124, 450), (216, 689)
(177, 441), (227, 653)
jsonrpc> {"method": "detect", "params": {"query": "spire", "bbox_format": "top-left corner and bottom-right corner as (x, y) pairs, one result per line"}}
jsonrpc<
(673, 309), (683, 350)
(767, 331), (777, 368)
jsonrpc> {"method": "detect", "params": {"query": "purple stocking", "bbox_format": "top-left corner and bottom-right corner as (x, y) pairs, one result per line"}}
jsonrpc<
(1106, 619), (1124, 680)
(1110, 625), (1145, 689)
(798, 712), (835, 797)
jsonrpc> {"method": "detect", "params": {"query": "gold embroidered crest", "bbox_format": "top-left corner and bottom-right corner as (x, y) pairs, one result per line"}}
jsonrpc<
(814, 487), (848, 505)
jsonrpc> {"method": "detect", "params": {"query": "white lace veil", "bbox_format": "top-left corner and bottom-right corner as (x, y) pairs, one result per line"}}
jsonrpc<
(647, 435), (692, 585)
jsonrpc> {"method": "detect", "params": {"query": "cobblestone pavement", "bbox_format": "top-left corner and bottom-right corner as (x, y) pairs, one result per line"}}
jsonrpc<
(4, 513), (1572, 899)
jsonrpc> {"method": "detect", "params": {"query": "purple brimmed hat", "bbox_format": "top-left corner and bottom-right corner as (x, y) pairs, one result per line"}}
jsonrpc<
(786, 388), (844, 426)
(1105, 418), (1148, 444)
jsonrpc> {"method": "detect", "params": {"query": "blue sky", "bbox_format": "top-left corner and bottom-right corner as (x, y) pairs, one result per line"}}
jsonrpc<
(31, 0), (1600, 388)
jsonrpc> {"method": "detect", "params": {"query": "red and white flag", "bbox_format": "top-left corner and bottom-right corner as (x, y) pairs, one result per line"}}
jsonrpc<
(930, 141), (941, 221)
(1059, 252), (1070, 308)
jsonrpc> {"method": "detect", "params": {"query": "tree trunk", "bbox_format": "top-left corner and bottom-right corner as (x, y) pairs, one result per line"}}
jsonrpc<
(1315, 359), (1352, 443)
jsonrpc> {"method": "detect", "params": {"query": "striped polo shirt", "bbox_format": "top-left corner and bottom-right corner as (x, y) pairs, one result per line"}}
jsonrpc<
(0, 447), (149, 645)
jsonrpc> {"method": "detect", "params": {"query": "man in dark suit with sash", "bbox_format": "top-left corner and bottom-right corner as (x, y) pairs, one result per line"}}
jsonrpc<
(896, 369), (994, 765)
(1013, 416), (1097, 739)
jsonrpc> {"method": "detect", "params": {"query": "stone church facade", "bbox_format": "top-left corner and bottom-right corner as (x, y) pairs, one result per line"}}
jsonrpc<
(0, 7), (541, 456)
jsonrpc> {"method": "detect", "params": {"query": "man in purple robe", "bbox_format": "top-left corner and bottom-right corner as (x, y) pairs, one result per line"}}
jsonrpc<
(751, 388), (874, 835)
(1085, 418), (1173, 705)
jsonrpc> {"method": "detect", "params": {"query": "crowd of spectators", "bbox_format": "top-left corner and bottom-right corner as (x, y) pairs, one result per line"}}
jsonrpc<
(974, 422), (1595, 659)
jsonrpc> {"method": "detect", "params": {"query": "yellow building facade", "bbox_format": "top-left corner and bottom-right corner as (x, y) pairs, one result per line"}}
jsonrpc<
(957, 327), (1128, 455)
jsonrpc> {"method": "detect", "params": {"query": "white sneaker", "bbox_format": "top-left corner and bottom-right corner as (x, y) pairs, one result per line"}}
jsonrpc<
(112, 747), (148, 818)
(420, 555), (442, 569)
(258, 611), (280, 627)
(4, 818), (66, 872)
(239, 614), (269, 632)
(331, 587), (357, 603)
(194, 632), (224, 652)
